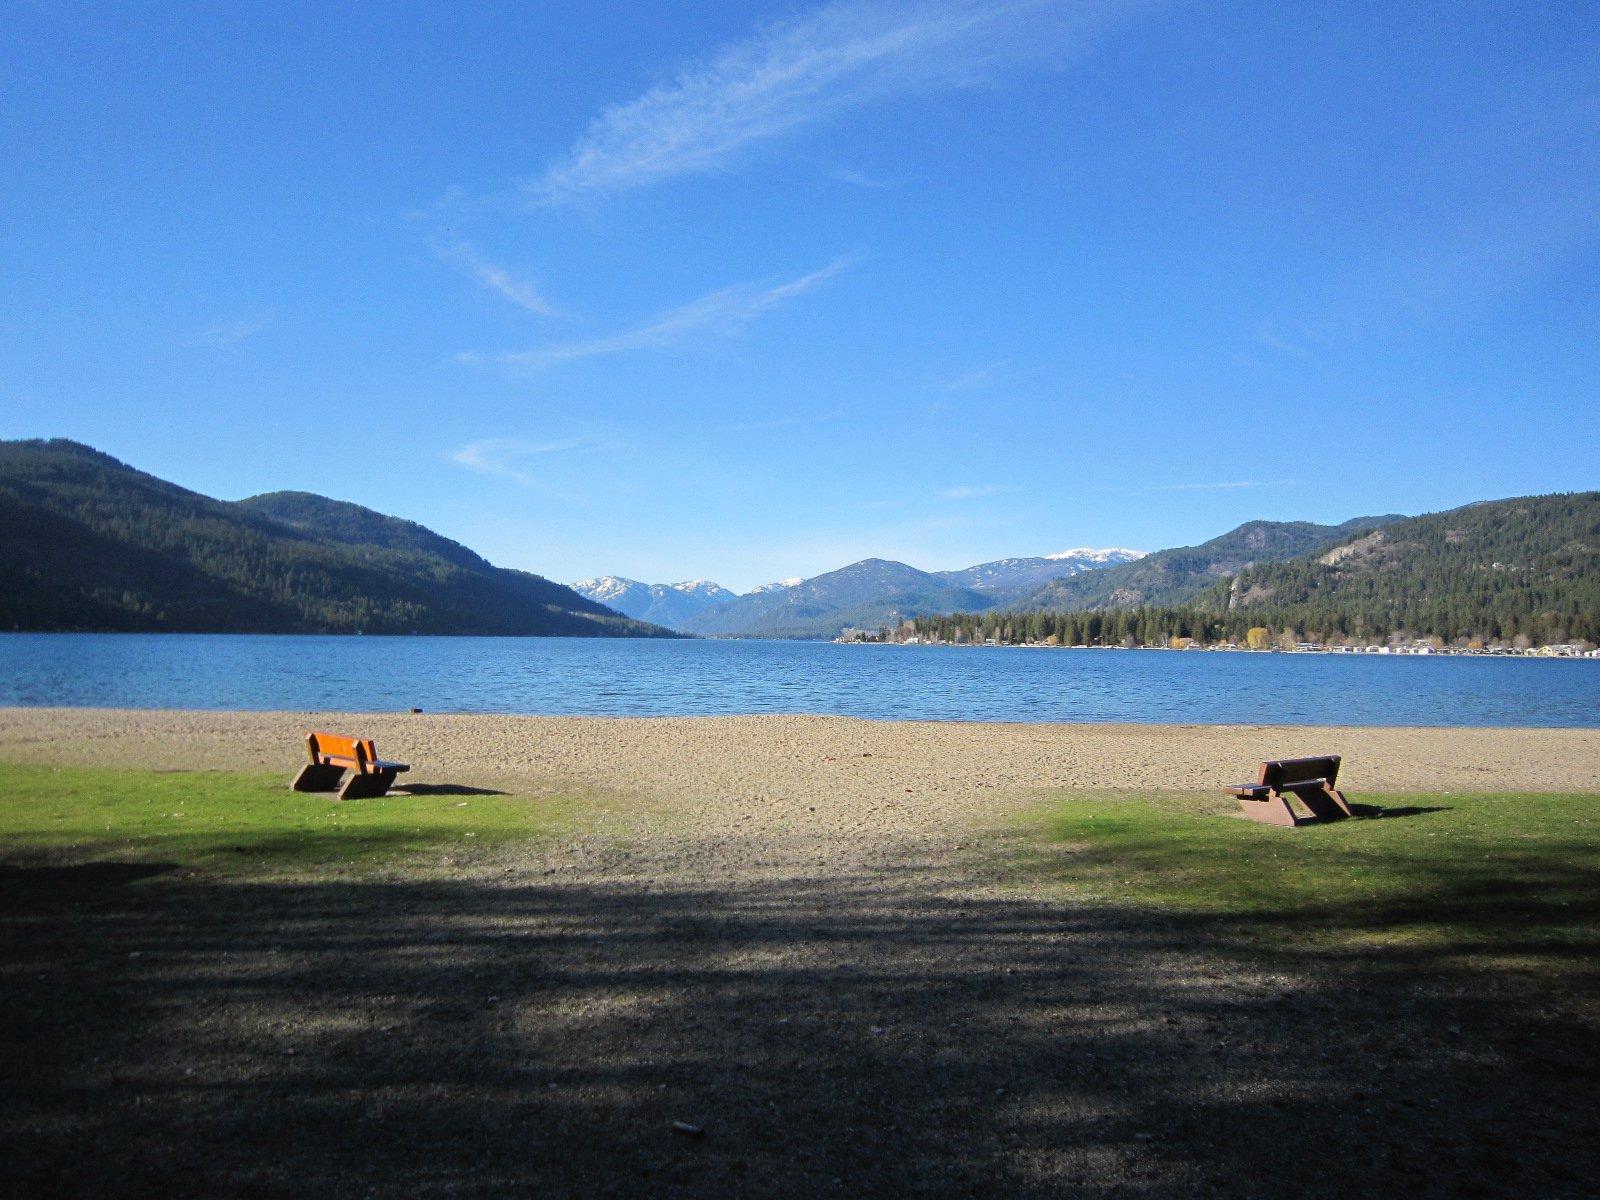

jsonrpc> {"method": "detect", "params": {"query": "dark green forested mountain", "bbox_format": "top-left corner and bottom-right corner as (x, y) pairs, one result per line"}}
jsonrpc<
(1017, 515), (1404, 611)
(0, 439), (673, 637)
(1211, 492), (1600, 643)
(237, 491), (490, 570)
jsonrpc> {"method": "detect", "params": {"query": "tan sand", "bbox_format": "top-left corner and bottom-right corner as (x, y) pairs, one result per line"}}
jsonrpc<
(2, 708), (1595, 847)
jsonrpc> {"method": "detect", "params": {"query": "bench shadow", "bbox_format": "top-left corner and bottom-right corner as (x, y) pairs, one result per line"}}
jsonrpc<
(1349, 801), (1453, 819)
(391, 783), (510, 797)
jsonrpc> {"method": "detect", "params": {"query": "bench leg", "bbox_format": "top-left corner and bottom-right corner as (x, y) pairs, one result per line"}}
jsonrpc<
(291, 762), (347, 793)
(338, 769), (397, 801)
(1236, 793), (1300, 827)
(1288, 783), (1350, 822)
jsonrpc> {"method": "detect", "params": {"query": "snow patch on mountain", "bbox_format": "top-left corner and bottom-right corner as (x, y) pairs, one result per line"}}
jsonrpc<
(747, 577), (803, 594)
(669, 580), (737, 601)
(1046, 547), (1147, 562)
(572, 576), (638, 603)
(571, 576), (735, 630)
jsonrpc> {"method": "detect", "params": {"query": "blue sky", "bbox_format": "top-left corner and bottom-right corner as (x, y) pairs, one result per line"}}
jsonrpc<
(4, 1), (1597, 592)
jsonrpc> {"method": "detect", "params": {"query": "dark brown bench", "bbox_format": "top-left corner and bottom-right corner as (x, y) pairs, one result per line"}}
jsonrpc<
(1222, 755), (1353, 827)
(289, 732), (409, 800)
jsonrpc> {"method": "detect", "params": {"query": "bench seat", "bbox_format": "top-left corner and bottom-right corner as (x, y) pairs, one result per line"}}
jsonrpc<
(318, 755), (410, 773)
(1223, 756), (1352, 827)
(290, 732), (410, 800)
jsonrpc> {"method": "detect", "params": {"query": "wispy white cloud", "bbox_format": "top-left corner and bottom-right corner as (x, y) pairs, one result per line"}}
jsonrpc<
(462, 255), (855, 371)
(934, 359), (1010, 391)
(831, 166), (891, 189)
(1149, 479), (1295, 493)
(438, 242), (559, 316)
(447, 437), (595, 487)
(186, 315), (272, 349)
(939, 483), (1013, 500)
(530, 0), (1135, 203)
(724, 406), (849, 433)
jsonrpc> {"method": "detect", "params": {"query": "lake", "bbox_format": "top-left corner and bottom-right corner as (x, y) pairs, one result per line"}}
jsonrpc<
(0, 633), (1595, 726)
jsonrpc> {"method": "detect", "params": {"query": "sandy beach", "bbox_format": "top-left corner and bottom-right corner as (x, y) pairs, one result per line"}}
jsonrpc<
(1, 707), (1596, 845)
(6, 707), (1599, 798)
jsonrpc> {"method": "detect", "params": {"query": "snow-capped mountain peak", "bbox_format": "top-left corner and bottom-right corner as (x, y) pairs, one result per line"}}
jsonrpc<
(669, 579), (737, 601)
(747, 577), (803, 594)
(1045, 547), (1147, 562)
(571, 575), (640, 603)
(570, 575), (736, 631)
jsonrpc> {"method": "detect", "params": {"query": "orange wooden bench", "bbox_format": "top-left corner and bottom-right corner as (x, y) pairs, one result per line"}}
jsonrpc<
(289, 732), (410, 800)
(1222, 755), (1353, 827)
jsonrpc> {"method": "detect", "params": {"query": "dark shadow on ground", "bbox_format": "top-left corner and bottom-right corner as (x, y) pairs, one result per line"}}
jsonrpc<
(1, 853), (1595, 1199)
(0, 860), (178, 893)
(1349, 801), (1453, 819)
(391, 783), (511, 797)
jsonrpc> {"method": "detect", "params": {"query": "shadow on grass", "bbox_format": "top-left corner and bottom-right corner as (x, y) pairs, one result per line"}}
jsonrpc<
(393, 783), (511, 797)
(0, 860), (179, 893)
(1348, 801), (1452, 819)
(1, 849), (1596, 1199)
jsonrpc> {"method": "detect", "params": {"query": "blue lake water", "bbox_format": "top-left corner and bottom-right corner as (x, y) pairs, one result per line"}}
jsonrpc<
(0, 633), (1596, 726)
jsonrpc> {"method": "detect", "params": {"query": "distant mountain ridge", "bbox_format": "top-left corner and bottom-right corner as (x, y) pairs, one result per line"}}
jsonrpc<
(934, 548), (1145, 600)
(582, 548), (1145, 636)
(1017, 516), (1403, 611)
(0, 439), (673, 637)
(571, 576), (738, 628)
(681, 558), (994, 640)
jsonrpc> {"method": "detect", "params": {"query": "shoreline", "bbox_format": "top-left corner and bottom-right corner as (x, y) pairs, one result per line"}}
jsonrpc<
(1, 702), (1598, 732)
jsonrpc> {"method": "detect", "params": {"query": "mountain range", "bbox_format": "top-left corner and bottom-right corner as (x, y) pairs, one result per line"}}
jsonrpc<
(0, 439), (672, 637)
(574, 548), (1147, 637)
(1017, 516), (1403, 612)
(8, 438), (1591, 647)
(571, 577), (737, 630)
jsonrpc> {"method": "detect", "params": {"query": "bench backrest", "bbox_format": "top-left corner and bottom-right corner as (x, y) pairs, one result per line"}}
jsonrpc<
(306, 731), (376, 770)
(1260, 755), (1340, 789)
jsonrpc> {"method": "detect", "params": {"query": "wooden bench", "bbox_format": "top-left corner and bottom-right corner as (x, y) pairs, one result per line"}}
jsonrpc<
(290, 732), (409, 800)
(1222, 755), (1353, 827)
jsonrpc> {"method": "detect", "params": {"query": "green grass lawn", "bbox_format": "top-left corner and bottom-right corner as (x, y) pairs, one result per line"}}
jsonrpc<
(1023, 791), (1600, 973)
(0, 763), (581, 876)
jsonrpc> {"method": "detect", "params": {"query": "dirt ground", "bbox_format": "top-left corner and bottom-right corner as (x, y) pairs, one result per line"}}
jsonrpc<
(2, 709), (1598, 1198)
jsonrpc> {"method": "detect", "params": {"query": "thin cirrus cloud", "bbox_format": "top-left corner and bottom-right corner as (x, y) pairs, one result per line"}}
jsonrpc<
(185, 315), (272, 349)
(461, 255), (856, 371)
(934, 360), (1010, 391)
(447, 437), (596, 487)
(1151, 480), (1294, 493)
(939, 483), (1014, 500)
(529, 0), (1139, 203)
(437, 242), (559, 317)
(724, 406), (850, 433)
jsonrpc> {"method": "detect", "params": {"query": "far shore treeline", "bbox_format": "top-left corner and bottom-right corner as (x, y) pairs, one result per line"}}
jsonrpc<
(898, 602), (1595, 652)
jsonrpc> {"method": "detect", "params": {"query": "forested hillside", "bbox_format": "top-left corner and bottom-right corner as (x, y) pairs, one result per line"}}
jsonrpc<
(1018, 516), (1402, 611)
(909, 493), (1600, 647)
(1214, 492), (1600, 644)
(0, 440), (672, 637)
